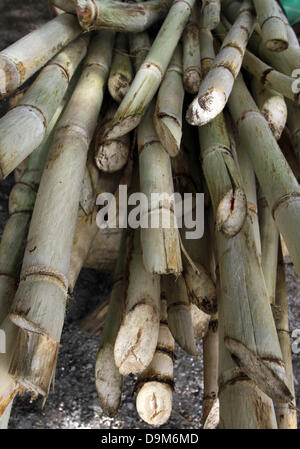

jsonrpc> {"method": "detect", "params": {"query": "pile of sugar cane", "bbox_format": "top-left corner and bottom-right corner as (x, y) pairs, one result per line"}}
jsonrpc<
(0, 0), (300, 429)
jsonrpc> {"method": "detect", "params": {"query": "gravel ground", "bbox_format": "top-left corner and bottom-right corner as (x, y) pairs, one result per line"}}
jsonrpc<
(0, 0), (299, 430)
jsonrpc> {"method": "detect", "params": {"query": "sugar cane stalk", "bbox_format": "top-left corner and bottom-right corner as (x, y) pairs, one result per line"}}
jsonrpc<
(51, 0), (76, 14)
(95, 232), (126, 417)
(9, 31), (114, 341)
(253, 0), (288, 52)
(161, 275), (198, 356)
(186, 0), (255, 127)
(274, 246), (298, 429)
(128, 31), (151, 74)
(136, 298), (175, 426)
(154, 45), (184, 158)
(75, 0), (173, 32)
(286, 100), (300, 165)
(108, 33), (133, 104)
(138, 101), (182, 275)
(182, 4), (201, 94)
(251, 77), (287, 141)
(104, 0), (195, 140)
(202, 316), (219, 427)
(114, 228), (160, 375)
(200, 0), (221, 30)
(95, 102), (131, 173)
(0, 36), (89, 180)
(228, 73), (300, 279)
(0, 13), (82, 97)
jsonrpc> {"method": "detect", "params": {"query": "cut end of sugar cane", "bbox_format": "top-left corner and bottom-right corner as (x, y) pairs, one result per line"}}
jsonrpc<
(183, 262), (217, 315)
(9, 330), (59, 398)
(114, 303), (160, 376)
(168, 304), (198, 356)
(105, 114), (142, 140)
(95, 343), (123, 418)
(186, 89), (226, 126)
(75, 0), (96, 30)
(190, 304), (210, 340)
(183, 69), (201, 95)
(95, 138), (130, 173)
(136, 382), (173, 426)
(203, 398), (220, 429)
(108, 74), (131, 105)
(216, 188), (247, 237)
(154, 113), (182, 158)
(225, 337), (293, 404)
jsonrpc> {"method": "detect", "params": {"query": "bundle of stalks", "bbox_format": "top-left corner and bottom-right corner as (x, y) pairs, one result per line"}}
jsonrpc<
(0, 13), (81, 97)
(154, 45), (184, 157)
(274, 247), (298, 429)
(95, 102), (131, 173)
(251, 77), (287, 141)
(95, 232), (126, 417)
(202, 316), (219, 428)
(9, 32), (114, 390)
(253, 0), (288, 52)
(182, 4), (201, 94)
(136, 298), (175, 426)
(161, 275), (198, 356)
(108, 33), (133, 104)
(200, 0), (221, 30)
(0, 36), (88, 179)
(103, 0), (195, 140)
(75, 0), (173, 33)
(228, 73), (300, 278)
(114, 228), (160, 375)
(186, 0), (255, 127)
(138, 102), (182, 275)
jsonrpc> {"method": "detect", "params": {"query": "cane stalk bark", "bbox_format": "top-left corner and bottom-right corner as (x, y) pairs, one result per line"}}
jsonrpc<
(186, 0), (255, 127)
(136, 298), (175, 426)
(104, 0), (195, 140)
(10, 31), (114, 342)
(228, 73), (300, 278)
(154, 45), (184, 158)
(51, 0), (76, 14)
(0, 36), (88, 179)
(75, 0), (173, 32)
(0, 13), (82, 97)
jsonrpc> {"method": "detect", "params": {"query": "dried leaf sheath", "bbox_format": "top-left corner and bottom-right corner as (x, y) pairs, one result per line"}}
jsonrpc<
(0, 13), (81, 96)
(186, 0), (255, 127)
(75, 0), (173, 32)
(104, 0), (195, 140)
(136, 299), (174, 426)
(10, 32), (114, 341)
(0, 36), (88, 179)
